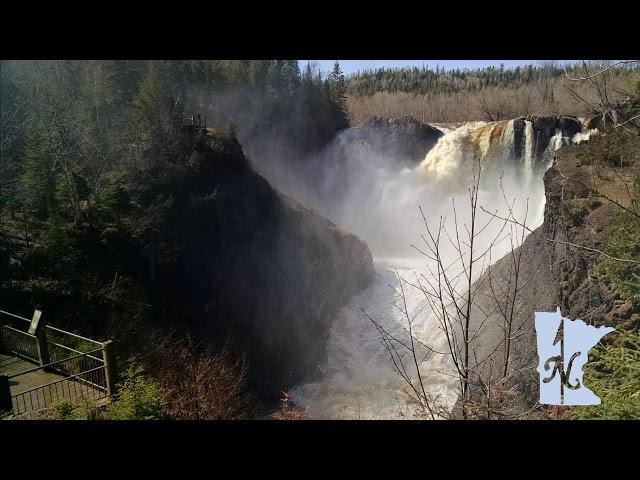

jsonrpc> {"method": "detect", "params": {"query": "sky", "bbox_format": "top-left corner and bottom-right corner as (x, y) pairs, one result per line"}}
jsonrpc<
(300, 60), (577, 76)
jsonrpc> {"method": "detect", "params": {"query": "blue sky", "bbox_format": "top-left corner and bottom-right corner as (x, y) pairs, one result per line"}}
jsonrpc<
(300, 60), (577, 76)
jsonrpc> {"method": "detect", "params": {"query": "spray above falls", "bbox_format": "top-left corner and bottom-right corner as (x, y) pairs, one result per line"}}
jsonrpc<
(329, 117), (589, 257)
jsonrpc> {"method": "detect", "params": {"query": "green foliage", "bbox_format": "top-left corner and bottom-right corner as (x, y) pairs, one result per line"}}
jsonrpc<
(41, 216), (77, 259)
(37, 361), (163, 420)
(345, 63), (640, 101)
(572, 329), (640, 419)
(32, 399), (99, 420)
(596, 174), (640, 305)
(104, 361), (163, 420)
(20, 124), (57, 216)
(0, 60), (352, 417)
(347, 63), (566, 96)
(327, 61), (349, 128)
(102, 173), (131, 224)
(132, 63), (163, 117)
(52, 401), (75, 419)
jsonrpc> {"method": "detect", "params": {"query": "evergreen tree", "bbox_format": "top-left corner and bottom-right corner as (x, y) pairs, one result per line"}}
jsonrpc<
(20, 123), (57, 217)
(132, 62), (177, 158)
(132, 63), (163, 121)
(266, 60), (284, 98)
(282, 60), (301, 95)
(103, 174), (131, 225)
(327, 61), (348, 128)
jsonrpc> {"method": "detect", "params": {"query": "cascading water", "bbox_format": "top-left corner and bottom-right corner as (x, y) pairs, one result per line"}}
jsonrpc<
(291, 118), (589, 419)
(573, 128), (599, 145)
(523, 120), (534, 185)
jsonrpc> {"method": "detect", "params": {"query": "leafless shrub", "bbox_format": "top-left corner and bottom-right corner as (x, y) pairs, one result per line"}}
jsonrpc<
(477, 87), (517, 121)
(563, 60), (640, 135)
(365, 160), (542, 419)
(346, 65), (638, 125)
(145, 333), (254, 420)
(270, 392), (310, 420)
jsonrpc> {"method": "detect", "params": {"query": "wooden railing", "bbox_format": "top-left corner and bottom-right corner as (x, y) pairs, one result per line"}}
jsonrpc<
(0, 309), (116, 416)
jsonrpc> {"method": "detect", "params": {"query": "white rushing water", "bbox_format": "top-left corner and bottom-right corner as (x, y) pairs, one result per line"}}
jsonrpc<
(290, 257), (459, 419)
(292, 119), (589, 419)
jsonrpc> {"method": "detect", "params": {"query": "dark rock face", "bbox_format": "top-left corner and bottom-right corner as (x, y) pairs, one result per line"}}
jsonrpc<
(350, 116), (443, 167)
(513, 115), (583, 164)
(513, 117), (527, 163)
(585, 114), (603, 130)
(150, 135), (374, 397)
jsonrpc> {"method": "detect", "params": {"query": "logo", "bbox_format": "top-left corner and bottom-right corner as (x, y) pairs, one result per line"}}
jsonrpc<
(534, 307), (614, 405)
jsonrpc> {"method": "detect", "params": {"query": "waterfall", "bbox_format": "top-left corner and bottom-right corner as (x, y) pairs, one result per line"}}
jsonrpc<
(291, 117), (588, 419)
(418, 120), (523, 183)
(523, 120), (534, 185)
(543, 129), (570, 168)
(573, 128), (599, 145)
(503, 118), (515, 158)
(418, 121), (487, 178)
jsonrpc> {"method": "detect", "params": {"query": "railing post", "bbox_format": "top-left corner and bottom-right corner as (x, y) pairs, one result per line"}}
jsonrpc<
(0, 374), (13, 415)
(0, 324), (5, 354)
(29, 310), (50, 369)
(102, 340), (117, 396)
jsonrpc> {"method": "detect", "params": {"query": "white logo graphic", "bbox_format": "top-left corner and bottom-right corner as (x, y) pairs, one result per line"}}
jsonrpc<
(534, 307), (614, 405)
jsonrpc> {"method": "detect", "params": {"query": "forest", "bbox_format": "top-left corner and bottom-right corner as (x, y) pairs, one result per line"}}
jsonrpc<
(346, 61), (640, 124)
(0, 60), (351, 419)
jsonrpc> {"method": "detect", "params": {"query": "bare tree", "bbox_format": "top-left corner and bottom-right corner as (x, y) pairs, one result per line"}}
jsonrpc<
(146, 333), (254, 420)
(365, 160), (541, 419)
(477, 87), (514, 121)
(564, 60), (640, 135)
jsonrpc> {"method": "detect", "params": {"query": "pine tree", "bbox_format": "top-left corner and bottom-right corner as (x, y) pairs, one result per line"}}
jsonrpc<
(282, 60), (301, 95)
(132, 62), (175, 156)
(266, 60), (284, 98)
(20, 123), (57, 217)
(328, 61), (348, 128)
(132, 63), (162, 120)
(103, 174), (131, 225)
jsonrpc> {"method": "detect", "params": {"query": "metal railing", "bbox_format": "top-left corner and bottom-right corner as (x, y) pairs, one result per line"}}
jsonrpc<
(0, 309), (116, 417)
(8, 348), (109, 415)
(0, 324), (40, 363)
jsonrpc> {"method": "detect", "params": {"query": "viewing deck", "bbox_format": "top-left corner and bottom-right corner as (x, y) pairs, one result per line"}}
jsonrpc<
(1, 354), (108, 417)
(0, 309), (116, 418)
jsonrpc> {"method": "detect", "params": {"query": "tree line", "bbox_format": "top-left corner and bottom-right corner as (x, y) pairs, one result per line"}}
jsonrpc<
(346, 63), (570, 96)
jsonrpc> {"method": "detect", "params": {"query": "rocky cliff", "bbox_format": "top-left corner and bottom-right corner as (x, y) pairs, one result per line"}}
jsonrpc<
(513, 115), (582, 164)
(464, 130), (640, 414)
(140, 131), (375, 397)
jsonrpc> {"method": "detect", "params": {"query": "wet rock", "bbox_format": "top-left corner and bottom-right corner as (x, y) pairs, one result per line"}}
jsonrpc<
(513, 115), (583, 163)
(353, 116), (443, 167)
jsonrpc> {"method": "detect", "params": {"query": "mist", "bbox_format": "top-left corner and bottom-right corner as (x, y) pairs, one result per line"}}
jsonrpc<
(280, 119), (577, 419)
